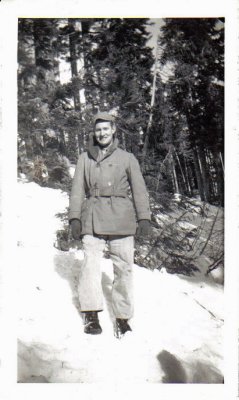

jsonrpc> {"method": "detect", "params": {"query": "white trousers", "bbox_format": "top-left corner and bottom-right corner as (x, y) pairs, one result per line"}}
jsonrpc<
(78, 234), (134, 319)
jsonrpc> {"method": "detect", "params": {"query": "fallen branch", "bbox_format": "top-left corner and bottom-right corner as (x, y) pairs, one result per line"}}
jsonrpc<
(183, 292), (224, 322)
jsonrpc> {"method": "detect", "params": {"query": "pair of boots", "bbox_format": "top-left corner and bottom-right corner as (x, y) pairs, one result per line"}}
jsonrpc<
(83, 311), (132, 338)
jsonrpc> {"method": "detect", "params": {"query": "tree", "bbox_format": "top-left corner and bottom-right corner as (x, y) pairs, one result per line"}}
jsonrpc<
(147, 18), (224, 205)
(82, 18), (154, 154)
(18, 18), (155, 180)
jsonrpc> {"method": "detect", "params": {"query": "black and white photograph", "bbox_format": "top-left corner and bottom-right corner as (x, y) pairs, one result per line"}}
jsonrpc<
(0, 0), (238, 399)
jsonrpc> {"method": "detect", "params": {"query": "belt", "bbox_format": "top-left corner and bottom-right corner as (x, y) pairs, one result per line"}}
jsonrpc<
(88, 186), (127, 198)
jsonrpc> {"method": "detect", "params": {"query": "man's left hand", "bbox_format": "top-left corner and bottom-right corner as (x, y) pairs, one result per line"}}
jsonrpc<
(136, 219), (151, 237)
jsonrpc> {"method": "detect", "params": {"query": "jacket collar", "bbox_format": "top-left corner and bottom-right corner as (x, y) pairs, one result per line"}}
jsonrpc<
(87, 134), (118, 161)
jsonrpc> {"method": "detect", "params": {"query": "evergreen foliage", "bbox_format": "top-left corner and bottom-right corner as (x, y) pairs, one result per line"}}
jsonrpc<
(146, 18), (224, 205)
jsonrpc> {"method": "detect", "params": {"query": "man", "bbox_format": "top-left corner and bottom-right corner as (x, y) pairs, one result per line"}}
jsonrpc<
(69, 111), (151, 338)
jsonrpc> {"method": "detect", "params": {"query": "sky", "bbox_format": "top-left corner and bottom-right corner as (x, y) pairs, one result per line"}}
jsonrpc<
(147, 18), (164, 51)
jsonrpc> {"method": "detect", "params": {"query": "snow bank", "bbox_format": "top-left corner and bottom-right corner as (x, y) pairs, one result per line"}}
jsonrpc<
(17, 180), (224, 384)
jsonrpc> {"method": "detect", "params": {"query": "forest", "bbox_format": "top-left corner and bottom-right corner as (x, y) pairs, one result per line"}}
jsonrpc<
(16, 18), (225, 383)
(17, 18), (224, 277)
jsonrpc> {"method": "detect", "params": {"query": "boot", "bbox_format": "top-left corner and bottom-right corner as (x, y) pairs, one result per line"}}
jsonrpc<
(84, 311), (102, 335)
(115, 318), (132, 338)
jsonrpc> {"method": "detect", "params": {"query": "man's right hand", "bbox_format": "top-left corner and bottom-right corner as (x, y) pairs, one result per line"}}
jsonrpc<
(70, 219), (82, 240)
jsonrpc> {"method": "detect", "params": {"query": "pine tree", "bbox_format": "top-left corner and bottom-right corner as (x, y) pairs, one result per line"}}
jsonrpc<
(81, 18), (154, 155)
(18, 18), (74, 186)
(153, 18), (224, 205)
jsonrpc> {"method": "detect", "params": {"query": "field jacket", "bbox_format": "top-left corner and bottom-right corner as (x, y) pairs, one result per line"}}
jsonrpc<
(69, 137), (151, 236)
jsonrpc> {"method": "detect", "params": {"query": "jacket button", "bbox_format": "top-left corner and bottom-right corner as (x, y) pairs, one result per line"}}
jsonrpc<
(96, 163), (100, 167)
(108, 182), (112, 186)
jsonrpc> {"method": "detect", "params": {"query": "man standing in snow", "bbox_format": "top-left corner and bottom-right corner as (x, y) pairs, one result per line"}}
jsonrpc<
(69, 111), (151, 337)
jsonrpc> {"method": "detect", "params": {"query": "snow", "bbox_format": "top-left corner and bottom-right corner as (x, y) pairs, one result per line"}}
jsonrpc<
(17, 179), (224, 385)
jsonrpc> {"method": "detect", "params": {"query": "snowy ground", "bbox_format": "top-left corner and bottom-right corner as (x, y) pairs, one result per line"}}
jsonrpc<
(17, 179), (224, 384)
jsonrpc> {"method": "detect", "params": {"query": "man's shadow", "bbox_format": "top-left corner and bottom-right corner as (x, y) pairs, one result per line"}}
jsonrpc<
(157, 350), (224, 383)
(54, 252), (82, 316)
(54, 251), (115, 322)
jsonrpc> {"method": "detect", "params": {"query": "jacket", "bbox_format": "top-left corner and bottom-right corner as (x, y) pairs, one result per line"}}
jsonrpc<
(69, 137), (151, 236)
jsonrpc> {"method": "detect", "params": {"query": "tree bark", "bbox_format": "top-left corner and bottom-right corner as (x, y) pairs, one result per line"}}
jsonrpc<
(214, 150), (224, 206)
(68, 19), (81, 110)
(171, 153), (180, 194)
(121, 130), (126, 150)
(141, 38), (159, 172)
(192, 147), (205, 201)
(219, 151), (224, 175)
(183, 155), (192, 195)
(197, 145), (210, 202)
(175, 150), (188, 195)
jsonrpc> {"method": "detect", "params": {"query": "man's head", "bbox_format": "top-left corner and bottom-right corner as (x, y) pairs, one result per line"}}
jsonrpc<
(93, 112), (116, 148)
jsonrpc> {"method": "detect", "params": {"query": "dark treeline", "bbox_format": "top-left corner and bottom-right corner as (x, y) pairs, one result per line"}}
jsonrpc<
(18, 18), (224, 206)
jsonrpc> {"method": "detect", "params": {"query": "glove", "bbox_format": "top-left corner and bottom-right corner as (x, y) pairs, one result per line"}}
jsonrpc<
(136, 219), (151, 237)
(70, 219), (82, 240)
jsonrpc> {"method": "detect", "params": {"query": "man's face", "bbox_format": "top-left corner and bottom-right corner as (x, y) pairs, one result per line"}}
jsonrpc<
(94, 121), (115, 148)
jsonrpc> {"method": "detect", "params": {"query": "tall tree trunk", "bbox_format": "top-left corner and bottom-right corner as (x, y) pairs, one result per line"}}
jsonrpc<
(175, 150), (188, 195)
(59, 128), (66, 155)
(171, 153), (180, 194)
(219, 151), (224, 175)
(197, 145), (210, 202)
(183, 155), (192, 195)
(213, 150), (224, 206)
(205, 148), (216, 202)
(121, 130), (126, 150)
(141, 38), (159, 172)
(192, 147), (205, 201)
(68, 18), (81, 110)
(155, 170), (162, 193)
(67, 130), (79, 162)
(77, 133), (84, 154)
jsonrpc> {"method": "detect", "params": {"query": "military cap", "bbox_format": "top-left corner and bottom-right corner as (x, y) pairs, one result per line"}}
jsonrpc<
(93, 111), (115, 125)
